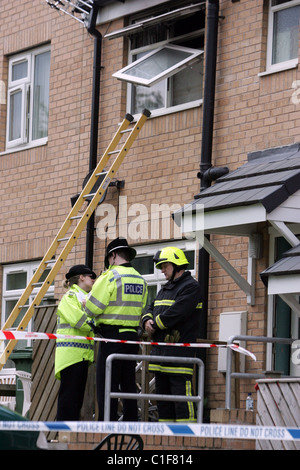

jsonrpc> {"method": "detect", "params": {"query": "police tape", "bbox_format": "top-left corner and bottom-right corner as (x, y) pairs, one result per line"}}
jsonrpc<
(0, 420), (299, 441)
(0, 330), (256, 360)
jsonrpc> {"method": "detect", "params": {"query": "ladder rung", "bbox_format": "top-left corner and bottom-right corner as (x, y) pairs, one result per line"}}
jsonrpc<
(32, 283), (43, 287)
(57, 237), (69, 242)
(95, 171), (107, 177)
(108, 150), (120, 155)
(70, 215), (81, 220)
(83, 193), (97, 199)
(120, 128), (133, 133)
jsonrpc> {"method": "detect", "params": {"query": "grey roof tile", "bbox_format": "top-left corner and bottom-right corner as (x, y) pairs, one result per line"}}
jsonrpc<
(260, 244), (300, 284)
(193, 144), (300, 213)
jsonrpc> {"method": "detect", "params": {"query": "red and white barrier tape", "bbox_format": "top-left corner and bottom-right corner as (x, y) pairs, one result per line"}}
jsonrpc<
(0, 330), (256, 361)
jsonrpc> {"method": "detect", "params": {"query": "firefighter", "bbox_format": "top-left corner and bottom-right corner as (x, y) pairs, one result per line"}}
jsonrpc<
(55, 264), (96, 421)
(142, 247), (202, 422)
(85, 237), (148, 421)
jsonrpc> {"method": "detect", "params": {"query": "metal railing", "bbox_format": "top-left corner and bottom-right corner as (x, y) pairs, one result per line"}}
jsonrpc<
(104, 353), (205, 422)
(225, 335), (295, 409)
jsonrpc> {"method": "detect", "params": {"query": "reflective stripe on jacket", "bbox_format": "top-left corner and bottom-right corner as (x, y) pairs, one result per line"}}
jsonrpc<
(142, 271), (202, 375)
(55, 284), (94, 380)
(85, 264), (147, 328)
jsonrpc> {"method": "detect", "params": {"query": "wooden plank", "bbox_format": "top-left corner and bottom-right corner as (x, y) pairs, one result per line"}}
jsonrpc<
(290, 382), (300, 408)
(258, 382), (295, 450)
(268, 382), (298, 450)
(255, 414), (273, 450)
(269, 382), (298, 426)
(277, 382), (300, 450)
(32, 304), (58, 441)
(278, 382), (300, 423)
(32, 306), (57, 404)
(33, 374), (58, 420)
(256, 382), (284, 450)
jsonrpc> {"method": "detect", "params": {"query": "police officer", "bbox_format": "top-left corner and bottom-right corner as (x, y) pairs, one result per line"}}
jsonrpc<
(55, 264), (96, 421)
(85, 237), (147, 421)
(142, 247), (202, 422)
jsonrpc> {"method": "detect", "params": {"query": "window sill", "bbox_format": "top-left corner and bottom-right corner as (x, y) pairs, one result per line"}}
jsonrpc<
(0, 138), (48, 156)
(258, 62), (298, 77)
(130, 99), (203, 121)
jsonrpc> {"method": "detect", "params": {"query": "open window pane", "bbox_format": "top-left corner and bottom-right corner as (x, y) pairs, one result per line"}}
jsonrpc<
(8, 89), (23, 142)
(113, 44), (203, 87)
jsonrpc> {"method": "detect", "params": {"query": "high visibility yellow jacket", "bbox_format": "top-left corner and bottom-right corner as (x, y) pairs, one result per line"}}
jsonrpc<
(55, 284), (94, 380)
(85, 264), (147, 329)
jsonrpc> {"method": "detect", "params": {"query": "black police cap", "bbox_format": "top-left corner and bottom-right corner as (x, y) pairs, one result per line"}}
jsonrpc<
(105, 237), (136, 268)
(65, 264), (96, 280)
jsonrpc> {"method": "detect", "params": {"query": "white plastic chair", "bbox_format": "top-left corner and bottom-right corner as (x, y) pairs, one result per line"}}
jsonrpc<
(0, 371), (16, 411)
(15, 370), (32, 416)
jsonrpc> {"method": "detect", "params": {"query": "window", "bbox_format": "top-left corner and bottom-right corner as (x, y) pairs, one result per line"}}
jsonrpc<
(113, 44), (203, 87)
(112, 5), (205, 116)
(1, 261), (55, 350)
(6, 45), (50, 149)
(131, 241), (196, 308)
(267, 0), (300, 72)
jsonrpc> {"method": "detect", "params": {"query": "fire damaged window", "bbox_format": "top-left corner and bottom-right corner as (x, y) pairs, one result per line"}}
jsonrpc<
(109, 3), (205, 115)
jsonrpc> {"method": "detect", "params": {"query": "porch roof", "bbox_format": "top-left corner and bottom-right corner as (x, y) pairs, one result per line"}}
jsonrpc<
(174, 143), (300, 306)
(260, 244), (300, 295)
(260, 244), (300, 315)
(179, 143), (300, 236)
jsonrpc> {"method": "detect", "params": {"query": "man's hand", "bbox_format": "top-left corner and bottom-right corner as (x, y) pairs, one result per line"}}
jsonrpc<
(144, 319), (155, 337)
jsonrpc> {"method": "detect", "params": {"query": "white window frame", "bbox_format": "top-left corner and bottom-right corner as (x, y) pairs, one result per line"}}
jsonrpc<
(266, 0), (300, 74)
(7, 83), (27, 147)
(6, 45), (50, 150)
(117, 6), (205, 118)
(1, 261), (55, 347)
(113, 43), (203, 87)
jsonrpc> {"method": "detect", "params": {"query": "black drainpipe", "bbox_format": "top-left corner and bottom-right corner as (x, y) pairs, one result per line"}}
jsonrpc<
(85, 5), (102, 270)
(197, 0), (219, 357)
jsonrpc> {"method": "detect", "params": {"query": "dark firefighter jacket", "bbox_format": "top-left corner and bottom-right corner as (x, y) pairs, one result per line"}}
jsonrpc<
(142, 271), (203, 375)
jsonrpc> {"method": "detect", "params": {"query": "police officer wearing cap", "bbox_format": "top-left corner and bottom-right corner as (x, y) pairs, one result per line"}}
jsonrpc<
(85, 237), (148, 421)
(55, 264), (96, 421)
(142, 247), (202, 422)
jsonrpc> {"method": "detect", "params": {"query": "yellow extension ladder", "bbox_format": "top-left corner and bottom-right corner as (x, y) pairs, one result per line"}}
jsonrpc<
(0, 109), (151, 370)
